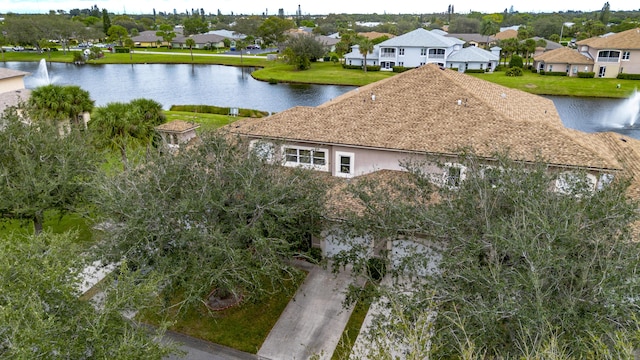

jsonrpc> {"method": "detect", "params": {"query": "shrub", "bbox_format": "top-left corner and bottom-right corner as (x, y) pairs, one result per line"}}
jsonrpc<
(617, 73), (640, 80)
(464, 69), (486, 74)
(539, 70), (546, 75)
(509, 55), (523, 69)
(544, 71), (568, 76)
(578, 72), (596, 78)
(341, 64), (381, 71)
(531, 69), (538, 73)
(114, 47), (130, 53)
(505, 67), (523, 76)
(494, 65), (506, 72)
(392, 66), (413, 73)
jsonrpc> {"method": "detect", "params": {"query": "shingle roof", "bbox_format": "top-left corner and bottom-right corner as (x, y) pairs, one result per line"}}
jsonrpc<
(358, 31), (396, 40)
(0, 68), (29, 81)
(448, 46), (499, 62)
(577, 28), (640, 50)
(131, 30), (163, 43)
(446, 33), (497, 43)
(531, 37), (563, 51)
(229, 64), (621, 171)
(0, 89), (30, 112)
(379, 28), (463, 48)
(534, 47), (594, 65)
(156, 120), (200, 133)
(495, 29), (518, 40)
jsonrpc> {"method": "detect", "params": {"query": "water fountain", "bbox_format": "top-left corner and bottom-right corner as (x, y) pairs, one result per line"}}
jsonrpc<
(31, 59), (52, 86)
(604, 90), (640, 128)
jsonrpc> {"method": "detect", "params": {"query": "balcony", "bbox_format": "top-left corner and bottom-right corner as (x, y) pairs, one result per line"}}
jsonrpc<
(380, 53), (396, 58)
(597, 56), (619, 63)
(428, 54), (445, 59)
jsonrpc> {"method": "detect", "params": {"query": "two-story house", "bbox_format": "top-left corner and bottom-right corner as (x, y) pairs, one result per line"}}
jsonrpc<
(344, 28), (498, 72)
(576, 27), (640, 78)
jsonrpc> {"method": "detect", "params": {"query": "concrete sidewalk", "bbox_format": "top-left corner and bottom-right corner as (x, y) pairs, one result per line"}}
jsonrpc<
(164, 330), (265, 360)
(257, 263), (359, 360)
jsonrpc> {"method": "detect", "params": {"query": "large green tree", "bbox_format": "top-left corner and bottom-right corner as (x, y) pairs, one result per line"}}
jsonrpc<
(28, 84), (94, 125)
(283, 34), (327, 70)
(357, 38), (374, 72)
(0, 231), (174, 359)
(0, 110), (97, 234)
(93, 134), (328, 313)
(333, 153), (640, 358)
(106, 25), (128, 46)
(155, 24), (176, 46)
(257, 16), (296, 47)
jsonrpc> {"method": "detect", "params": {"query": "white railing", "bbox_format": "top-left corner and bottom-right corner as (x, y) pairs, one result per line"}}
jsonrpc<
(429, 54), (445, 59)
(597, 57), (619, 63)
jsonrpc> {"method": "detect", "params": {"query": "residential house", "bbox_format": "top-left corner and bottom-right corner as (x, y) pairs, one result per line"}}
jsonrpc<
(228, 63), (639, 254)
(358, 32), (395, 41)
(445, 33), (497, 48)
(533, 47), (594, 76)
(131, 30), (167, 47)
(577, 27), (640, 78)
(495, 29), (518, 40)
(0, 67), (31, 113)
(344, 28), (465, 70)
(531, 37), (563, 57)
(156, 120), (200, 150)
(344, 28), (499, 72)
(172, 33), (226, 50)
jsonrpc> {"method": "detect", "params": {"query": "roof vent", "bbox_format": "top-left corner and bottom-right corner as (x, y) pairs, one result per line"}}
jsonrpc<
(457, 99), (462, 105)
(501, 93), (507, 99)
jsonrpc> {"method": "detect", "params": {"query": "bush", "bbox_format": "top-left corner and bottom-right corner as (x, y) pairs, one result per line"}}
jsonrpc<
(169, 105), (269, 118)
(509, 55), (523, 69)
(505, 67), (523, 77)
(578, 72), (596, 78)
(544, 71), (568, 76)
(114, 47), (130, 53)
(494, 65), (506, 72)
(531, 69), (537, 73)
(367, 258), (387, 282)
(464, 69), (486, 74)
(539, 70), (546, 75)
(617, 73), (640, 80)
(341, 64), (381, 71)
(392, 66), (413, 73)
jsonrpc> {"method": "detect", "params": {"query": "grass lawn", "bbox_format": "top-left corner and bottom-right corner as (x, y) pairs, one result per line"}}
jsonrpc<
(164, 111), (242, 131)
(331, 295), (371, 359)
(469, 71), (638, 98)
(252, 61), (395, 86)
(140, 271), (305, 354)
(0, 210), (95, 245)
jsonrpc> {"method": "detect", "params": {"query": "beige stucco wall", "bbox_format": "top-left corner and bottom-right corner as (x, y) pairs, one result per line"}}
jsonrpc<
(621, 49), (640, 74)
(0, 77), (26, 94)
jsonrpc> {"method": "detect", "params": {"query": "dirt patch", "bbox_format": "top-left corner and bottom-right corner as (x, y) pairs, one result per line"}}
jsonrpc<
(206, 288), (243, 311)
(525, 83), (538, 88)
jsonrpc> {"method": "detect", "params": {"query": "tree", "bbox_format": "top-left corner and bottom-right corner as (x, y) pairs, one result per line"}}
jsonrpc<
(0, 110), (97, 234)
(334, 30), (357, 58)
(358, 38), (374, 72)
(185, 38), (196, 61)
(93, 134), (328, 313)
(231, 15), (263, 37)
(522, 38), (537, 65)
(102, 8), (111, 35)
(89, 99), (165, 169)
(257, 16), (295, 47)
(499, 38), (519, 66)
(182, 16), (209, 35)
(28, 84), (94, 131)
(480, 19), (499, 47)
(283, 34), (326, 70)
(600, 2), (611, 24)
(0, 231), (174, 359)
(107, 25), (128, 46)
(448, 17), (481, 33)
(155, 24), (176, 47)
(124, 38), (134, 61)
(332, 152), (640, 358)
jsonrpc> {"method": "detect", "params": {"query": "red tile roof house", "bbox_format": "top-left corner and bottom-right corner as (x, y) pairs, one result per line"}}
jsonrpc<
(227, 63), (640, 253)
(577, 27), (640, 78)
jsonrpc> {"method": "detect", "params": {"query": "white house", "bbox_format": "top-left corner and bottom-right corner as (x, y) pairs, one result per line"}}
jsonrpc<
(344, 28), (498, 72)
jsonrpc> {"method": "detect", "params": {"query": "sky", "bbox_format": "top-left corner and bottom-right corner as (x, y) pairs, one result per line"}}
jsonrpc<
(2, 0), (638, 15)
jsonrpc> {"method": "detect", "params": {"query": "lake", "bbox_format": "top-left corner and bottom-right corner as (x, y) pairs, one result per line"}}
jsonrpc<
(4, 61), (639, 139)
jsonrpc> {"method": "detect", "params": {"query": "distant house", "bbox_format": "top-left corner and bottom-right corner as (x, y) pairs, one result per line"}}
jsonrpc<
(446, 46), (500, 72)
(344, 28), (498, 72)
(445, 33), (498, 48)
(358, 31), (395, 41)
(0, 67), (30, 113)
(577, 27), (640, 78)
(495, 29), (518, 40)
(533, 47), (594, 76)
(172, 33), (226, 49)
(131, 31), (167, 47)
(530, 37), (564, 57)
(156, 120), (200, 149)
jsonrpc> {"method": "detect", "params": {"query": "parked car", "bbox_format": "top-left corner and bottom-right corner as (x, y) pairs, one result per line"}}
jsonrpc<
(246, 44), (261, 50)
(12, 46), (24, 51)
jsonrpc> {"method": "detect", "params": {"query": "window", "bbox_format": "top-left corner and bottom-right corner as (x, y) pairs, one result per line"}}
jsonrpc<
(250, 140), (275, 161)
(399, 48), (405, 56)
(572, 66), (578, 74)
(428, 49), (445, 58)
(283, 146), (328, 171)
(597, 50), (620, 62)
(335, 151), (355, 178)
(443, 163), (466, 188)
(597, 173), (614, 190)
(555, 172), (597, 194)
(399, 62), (404, 66)
(548, 64), (553, 72)
(420, 48), (427, 56)
(622, 51), (630, 60)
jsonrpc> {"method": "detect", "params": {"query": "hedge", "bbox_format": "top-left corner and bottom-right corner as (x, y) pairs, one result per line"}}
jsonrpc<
(392, 66), (414, 73)
(464, 69), (486, 74)
(113, 47), (130, 53)
(578, 72), (596, 78)
(617, 73), (640, 80)
(169, 105), (269, 118)
(342, 64), (381, 71)
(494, 65), (506, 72)
(543, 71), (568, 76)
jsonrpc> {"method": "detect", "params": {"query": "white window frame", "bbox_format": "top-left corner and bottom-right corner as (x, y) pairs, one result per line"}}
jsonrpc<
(597, 173), (614, 190)
(420, 48), (427, 56)
(622, 51), (630, 61)
(335, 151), (355, 178)
(442, 163), (466, 188)
(399, 48), (405, 56)
(282, 145), (328, 171)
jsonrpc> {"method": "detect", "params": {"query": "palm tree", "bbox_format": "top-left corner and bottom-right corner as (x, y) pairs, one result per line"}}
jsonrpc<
(480, 20), (499, 48)
(523, 38), (537, 66)
(358, 38), (374, 72)
(28, 85), (94, 127)
(186, 38), (196, 61)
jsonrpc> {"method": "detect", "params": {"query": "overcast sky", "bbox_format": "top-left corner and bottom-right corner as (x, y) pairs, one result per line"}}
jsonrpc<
(3, 0), (638, 15)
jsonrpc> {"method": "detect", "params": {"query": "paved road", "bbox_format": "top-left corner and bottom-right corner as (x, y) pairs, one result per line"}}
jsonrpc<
(163, 330), (266, 360)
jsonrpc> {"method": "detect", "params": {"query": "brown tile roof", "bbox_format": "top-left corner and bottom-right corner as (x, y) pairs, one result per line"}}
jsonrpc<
(156, 120), (200, 133)
(0, 89), (31, 112)
(495, 29), (518, 40)
(534, 47), (594, 65)
(577, 28), (640, 50)
(0, 67), (30, 81)
(229, 64), (621, 171)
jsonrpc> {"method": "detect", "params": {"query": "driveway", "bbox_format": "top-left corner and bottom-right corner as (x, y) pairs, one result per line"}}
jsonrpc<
(257, 261), (360, 360)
